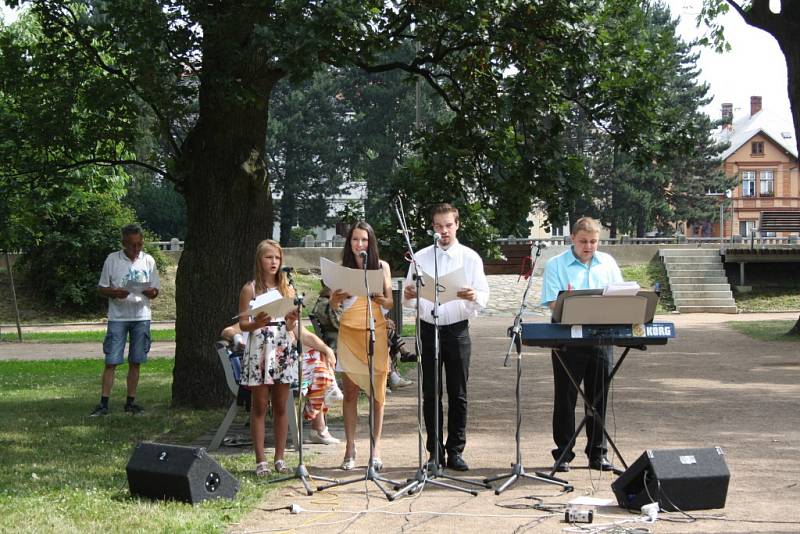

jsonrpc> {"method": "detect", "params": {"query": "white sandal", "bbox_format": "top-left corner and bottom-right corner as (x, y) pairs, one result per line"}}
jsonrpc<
(340, 457), (356, 471)
(255, 461), (270, 477)
(274, 459), (290, 474)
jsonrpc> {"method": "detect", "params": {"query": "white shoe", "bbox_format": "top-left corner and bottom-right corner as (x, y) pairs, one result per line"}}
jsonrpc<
(309, 427), (340, 445)
(389, 371), (413, 388)
(324, 384), (344, 404)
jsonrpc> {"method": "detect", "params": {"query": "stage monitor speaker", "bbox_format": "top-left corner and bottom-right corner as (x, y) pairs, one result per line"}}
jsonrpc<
(611, 447), (729, 512)
(126, 442), (239, 504)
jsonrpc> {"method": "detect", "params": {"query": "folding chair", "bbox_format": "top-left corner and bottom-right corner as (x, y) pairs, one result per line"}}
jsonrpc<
(209, 341), (298, 451)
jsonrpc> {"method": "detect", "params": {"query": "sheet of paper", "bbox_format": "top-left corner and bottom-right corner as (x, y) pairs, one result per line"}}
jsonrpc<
(602, 281), (640, 296)
(568, 496), (615, 506)
(320, 257), (385, 297)
(249, 291), (296, 319)
(123, 279), (151, 293)
(417, 267), (468, 304)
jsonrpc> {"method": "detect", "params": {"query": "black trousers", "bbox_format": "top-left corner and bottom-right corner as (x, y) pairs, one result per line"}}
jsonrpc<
(420, 320), (471, 458)
(551, 345), (613, 463)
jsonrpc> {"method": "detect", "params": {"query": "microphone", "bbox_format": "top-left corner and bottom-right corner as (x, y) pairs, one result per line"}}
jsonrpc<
(536, 241), (550, 248)
(432, 232), (441, 241)
(359, 250), (368, 260)
(281, 266), (295, 273)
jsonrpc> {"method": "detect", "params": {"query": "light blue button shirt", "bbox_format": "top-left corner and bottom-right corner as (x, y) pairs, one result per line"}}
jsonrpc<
(540, 248), (623, 306)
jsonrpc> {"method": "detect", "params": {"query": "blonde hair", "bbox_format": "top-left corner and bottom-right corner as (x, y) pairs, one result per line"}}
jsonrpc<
(252, 239), (291, 296)
(571, 217), (601, 236)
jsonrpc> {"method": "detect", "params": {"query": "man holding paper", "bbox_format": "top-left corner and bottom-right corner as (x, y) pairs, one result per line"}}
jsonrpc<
(403, 203), (489, 472)
(90, 224), (160, 417)
(540, 216), (622, 473)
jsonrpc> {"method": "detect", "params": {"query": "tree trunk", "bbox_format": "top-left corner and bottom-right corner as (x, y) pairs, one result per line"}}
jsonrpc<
(170, 6), (285, 408)
(787, 315), (800, 336)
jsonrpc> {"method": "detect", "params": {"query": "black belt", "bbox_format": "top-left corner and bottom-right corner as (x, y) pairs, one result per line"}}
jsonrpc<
(422, 320), (469, 330)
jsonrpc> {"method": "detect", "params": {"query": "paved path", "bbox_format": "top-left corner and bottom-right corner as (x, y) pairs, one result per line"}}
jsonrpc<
(230, 313), (800, 534)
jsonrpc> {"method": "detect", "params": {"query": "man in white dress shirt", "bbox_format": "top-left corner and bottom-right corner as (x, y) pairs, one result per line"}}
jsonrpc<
(403, 203), (489, 471)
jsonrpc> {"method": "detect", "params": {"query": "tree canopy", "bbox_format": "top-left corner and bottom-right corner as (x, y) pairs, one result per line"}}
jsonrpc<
(1, 0), (732, 405)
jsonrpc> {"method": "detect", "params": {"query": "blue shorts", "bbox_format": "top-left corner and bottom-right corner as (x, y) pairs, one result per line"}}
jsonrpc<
(103, 321), (151, 365)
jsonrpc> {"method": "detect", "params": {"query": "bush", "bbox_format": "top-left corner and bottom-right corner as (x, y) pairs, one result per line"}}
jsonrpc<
(17, 189), (166, 312)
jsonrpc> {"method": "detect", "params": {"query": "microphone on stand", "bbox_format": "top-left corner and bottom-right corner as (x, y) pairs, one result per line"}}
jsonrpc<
(432, 232), (441, 242)
(359, 250), (368, 261)
(281, 266), (296, 287)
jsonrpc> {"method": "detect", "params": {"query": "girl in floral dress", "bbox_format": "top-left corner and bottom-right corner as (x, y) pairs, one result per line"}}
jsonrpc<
(239, 239), (338, 476)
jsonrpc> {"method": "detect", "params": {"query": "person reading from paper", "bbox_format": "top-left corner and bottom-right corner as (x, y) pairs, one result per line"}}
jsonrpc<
(540, 216), (623, 473)
(238, 239), (341, 477)
(402, 203), (489, 472)
(220, 321), (342, 446)
(327, 221), (393, 472)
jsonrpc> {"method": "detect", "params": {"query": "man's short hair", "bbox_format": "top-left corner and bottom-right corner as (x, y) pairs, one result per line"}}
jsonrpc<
(121, 224), (144, 239)
(430, 203), (459, 224)
(571, 217), (601, 235)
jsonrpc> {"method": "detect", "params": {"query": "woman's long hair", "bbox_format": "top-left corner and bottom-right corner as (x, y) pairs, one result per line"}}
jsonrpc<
(253, 239), (291, 296)
(342, 221), (380, 270)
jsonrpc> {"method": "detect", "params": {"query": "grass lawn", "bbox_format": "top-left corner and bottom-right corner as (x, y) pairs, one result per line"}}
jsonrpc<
(620, 261), (673, 312)
(0, 358), (309, 533)
(1, 329), (176, 343)
(727, 320), (800, 342)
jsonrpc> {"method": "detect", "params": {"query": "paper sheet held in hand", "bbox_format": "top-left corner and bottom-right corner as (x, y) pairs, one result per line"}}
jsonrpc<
(417, 267), (468, 304)
(320, 257), (385, 296)
(249, 290), (296, 319)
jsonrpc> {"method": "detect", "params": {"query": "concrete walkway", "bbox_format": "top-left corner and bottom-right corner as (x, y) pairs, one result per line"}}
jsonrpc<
(226, 312), (800, 533)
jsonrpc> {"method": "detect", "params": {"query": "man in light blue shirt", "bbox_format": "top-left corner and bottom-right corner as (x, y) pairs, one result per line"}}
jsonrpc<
(540, 217), (622, 473)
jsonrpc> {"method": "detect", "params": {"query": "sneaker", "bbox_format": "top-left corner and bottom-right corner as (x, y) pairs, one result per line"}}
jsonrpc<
(124, 403), (144, 415)
(89, 404), (108, 417)
(309, 427), (340, 445)
(389, 371), (413, 388)
(324, 384), (344, 404)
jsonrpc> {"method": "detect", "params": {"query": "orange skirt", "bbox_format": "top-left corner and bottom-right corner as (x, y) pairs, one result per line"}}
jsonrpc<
(337, 297), (389, 404)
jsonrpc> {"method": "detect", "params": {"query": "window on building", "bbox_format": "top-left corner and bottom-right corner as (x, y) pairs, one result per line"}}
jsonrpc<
(741, 171), (756, 197)
(759, 170), (774, 197)
(751, 141), (764, 155)
(740, 221), (756, 237)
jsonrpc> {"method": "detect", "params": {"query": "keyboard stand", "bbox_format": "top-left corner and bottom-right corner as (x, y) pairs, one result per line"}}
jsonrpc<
(536, 345), (640, 481)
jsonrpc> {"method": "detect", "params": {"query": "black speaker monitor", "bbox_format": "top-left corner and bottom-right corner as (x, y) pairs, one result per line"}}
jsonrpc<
(126, 442), (239, 504)
(611, 447), (730, 512)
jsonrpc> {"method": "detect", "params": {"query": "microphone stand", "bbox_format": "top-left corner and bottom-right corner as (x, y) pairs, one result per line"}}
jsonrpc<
(317, 252), (401, 499)
(390, 198), (486, 499)
(270, 269), (337, 495)
(484, 242), (573, 494)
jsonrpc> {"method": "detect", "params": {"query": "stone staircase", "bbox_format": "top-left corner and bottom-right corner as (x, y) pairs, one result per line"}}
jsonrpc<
(659, 248), (737, 313)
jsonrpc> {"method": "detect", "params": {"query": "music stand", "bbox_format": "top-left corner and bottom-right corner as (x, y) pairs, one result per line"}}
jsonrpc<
(484, 243), (573, 494)
(317, 256), (402, 500)
(270, 278), (337, 495)
(535, 291), (656, 482)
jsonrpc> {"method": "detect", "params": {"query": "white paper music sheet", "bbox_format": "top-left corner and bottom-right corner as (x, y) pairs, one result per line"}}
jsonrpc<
(602, 281), (640, 296)
(417, 267), (468, 304)
(249, 290), (296, 319)
(320, 257), (385, 297)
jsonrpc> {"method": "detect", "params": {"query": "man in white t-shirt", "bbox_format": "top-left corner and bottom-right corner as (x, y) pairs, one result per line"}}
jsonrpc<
(90, 224), (160, 416)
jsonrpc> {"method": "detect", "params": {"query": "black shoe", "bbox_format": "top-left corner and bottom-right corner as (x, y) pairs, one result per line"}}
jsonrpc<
(588, 456), (615, 471)
(124, 403), (144, 415)
(446, 453), (469, 471)
(554, 461), (570, 473)
(399, 349), (418, 363)
(425, 457), (441, 472)
(89, 404), (108, 417)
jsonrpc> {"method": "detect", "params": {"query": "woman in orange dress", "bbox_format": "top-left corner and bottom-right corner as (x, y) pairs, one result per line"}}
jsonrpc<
(329, 222), (393, 471)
